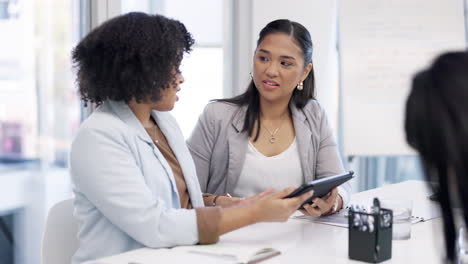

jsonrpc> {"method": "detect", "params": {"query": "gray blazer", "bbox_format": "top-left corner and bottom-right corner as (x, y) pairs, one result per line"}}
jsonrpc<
(187, 100), (351, 205)
(70, 100), (204, 264)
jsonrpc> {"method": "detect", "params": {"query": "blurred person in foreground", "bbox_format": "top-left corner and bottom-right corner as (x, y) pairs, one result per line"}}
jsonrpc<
(405, 51), (468, 263)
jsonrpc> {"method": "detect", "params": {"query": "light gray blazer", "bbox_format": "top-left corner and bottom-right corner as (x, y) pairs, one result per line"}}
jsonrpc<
(70, 100), (204, 264)
(187, 100), (351, 206)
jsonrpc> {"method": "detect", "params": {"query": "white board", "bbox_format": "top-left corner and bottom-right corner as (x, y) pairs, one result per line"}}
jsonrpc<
(340, 0), (467, 155)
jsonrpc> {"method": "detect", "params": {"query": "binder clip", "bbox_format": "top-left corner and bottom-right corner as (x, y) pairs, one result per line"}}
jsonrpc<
(349, 198), (393, 263)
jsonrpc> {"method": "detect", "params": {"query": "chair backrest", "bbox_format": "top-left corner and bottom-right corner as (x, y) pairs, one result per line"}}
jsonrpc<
(42, 199), (79, 264)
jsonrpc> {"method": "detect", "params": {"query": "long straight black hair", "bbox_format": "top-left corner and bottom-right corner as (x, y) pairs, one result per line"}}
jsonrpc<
(405, 51), (468, 262)
(215, 19), (315, 141)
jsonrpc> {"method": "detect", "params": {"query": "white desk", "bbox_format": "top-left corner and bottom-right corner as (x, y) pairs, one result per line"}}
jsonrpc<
(92, 180), (445, 263)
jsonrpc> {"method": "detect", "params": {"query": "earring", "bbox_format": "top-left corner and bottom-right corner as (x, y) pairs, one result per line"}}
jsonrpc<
(297, 82), (303, 91)
(250, 72), (253, 79)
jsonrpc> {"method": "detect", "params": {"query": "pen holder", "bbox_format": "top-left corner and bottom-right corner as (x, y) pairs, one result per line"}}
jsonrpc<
(348, 198), (393, 263)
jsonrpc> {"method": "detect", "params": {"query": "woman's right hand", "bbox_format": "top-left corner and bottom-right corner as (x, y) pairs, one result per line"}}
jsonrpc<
(250, 187), (314, 223)
(214, 188), (275, 208)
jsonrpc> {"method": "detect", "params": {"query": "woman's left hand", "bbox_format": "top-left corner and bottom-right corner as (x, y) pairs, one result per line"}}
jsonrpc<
(299, 187), (342, 217)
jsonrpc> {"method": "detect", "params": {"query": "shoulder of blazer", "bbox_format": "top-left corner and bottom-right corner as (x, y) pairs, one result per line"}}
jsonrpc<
(77, 104), (134, 142)
(300, 99), (325, 118)
(203, 101), (246, 131)
(204, 101), (242, 119)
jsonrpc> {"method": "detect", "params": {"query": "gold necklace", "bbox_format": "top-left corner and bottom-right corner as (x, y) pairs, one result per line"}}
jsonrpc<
(151, 125), (159, 144)
(261, 115), (287, 144)
(145, 121), (159, 144)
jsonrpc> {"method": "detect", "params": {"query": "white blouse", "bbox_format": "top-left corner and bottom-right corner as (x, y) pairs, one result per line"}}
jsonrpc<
(232, 138), (303, 198)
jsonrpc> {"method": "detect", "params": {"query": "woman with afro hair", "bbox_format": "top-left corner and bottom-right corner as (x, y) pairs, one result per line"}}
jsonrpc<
(69, 12), (312, 264)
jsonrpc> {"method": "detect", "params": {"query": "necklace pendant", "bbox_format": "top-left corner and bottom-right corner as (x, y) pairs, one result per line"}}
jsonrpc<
(269, 135), (276, 143)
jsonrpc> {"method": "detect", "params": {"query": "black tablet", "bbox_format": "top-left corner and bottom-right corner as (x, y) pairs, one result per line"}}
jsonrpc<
(284, 171), (354, 208)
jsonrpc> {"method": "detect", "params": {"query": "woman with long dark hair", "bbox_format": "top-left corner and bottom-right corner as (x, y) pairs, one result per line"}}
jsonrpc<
(405, 51), (468, 262)
(188, 19), (351, 216)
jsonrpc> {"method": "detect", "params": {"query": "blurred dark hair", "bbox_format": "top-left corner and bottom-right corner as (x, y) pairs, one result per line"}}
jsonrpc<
(405, 51), (468, 262)
(72, 12), (194, 105)
(215, 19), (315, 141)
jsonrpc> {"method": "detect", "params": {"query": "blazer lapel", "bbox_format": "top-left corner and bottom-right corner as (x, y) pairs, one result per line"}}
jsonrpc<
(291, 104), (313, 182)
(152, 111), (204, 207)
(108, 100), (154, 144)
(108, 101), (179, 198)
(225, 106), (249, 194)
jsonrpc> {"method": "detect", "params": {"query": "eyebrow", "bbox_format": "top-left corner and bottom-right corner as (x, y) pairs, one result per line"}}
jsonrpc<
(258, 49), (296, 60)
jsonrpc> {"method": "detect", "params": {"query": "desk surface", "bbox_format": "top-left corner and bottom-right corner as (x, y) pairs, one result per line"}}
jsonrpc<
(92, 180), (445, 264)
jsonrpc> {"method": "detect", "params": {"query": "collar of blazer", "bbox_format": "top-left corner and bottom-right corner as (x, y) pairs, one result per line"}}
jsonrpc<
(230, 102), (308, 133)
(107, 100), (171, 145)
(105, 100), (205, 207)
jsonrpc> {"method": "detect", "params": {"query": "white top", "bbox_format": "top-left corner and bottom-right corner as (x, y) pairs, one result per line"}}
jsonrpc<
(232, 138), (303, 198)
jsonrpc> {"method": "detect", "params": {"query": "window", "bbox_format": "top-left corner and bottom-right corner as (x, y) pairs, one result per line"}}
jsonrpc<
(0, 0), (81, 170)
(0, 1), (81, 262)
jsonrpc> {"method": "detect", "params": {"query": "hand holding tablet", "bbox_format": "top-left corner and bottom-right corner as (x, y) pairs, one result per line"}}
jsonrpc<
(284, 171), (354, 209)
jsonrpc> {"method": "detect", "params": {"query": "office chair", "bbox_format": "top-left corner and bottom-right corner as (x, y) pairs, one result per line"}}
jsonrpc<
(41, 199), (79, 264)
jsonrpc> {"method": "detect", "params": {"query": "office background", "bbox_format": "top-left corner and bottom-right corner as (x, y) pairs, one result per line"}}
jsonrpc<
(0, 0), (466, 263)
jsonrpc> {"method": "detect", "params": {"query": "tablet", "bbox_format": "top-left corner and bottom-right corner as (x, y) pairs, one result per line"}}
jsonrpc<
(284, 171), (354, 208)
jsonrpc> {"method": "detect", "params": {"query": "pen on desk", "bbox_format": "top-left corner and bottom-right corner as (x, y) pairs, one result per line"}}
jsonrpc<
(248, 251), (281, 264)
(188, 250), (237, 260)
